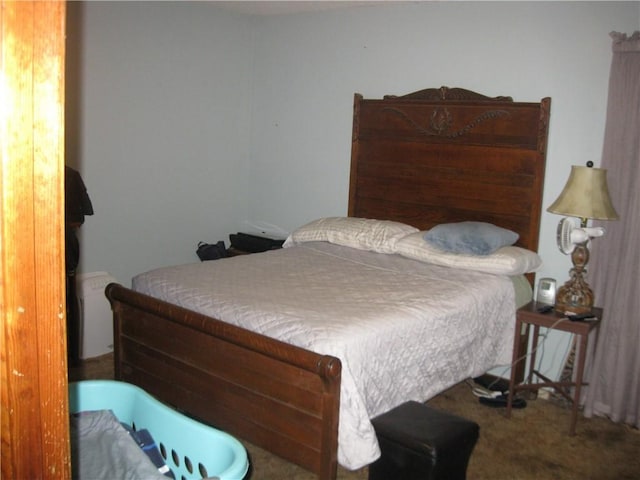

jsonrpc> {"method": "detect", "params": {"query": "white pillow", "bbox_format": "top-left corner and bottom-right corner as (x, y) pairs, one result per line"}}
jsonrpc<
(284, 217), (418, 254)
(395, 231), (542, 275)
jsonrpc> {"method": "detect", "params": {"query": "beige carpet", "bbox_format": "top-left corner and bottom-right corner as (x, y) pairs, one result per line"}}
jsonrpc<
(70, 355), (640, 480)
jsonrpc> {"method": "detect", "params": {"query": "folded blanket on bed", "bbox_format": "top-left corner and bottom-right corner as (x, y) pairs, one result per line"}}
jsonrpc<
(70, 410), (168, 480)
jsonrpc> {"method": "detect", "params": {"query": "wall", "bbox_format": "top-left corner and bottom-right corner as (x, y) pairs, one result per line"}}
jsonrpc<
(70, 1), (639, 380)
(68, 2), (256, 285)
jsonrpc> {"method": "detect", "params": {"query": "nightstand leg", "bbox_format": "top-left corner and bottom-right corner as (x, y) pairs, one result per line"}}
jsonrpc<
(507, 318), (525, 418)
(570, 333), (589, 436)
(528, 325), (541, 385)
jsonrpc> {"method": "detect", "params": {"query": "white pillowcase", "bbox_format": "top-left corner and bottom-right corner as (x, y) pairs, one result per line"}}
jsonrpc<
(284, 217), (418, 254)
(395, 231), (542, 275)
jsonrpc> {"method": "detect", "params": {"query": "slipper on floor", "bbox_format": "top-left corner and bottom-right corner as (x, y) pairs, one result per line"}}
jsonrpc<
(478, 394), (526, 409)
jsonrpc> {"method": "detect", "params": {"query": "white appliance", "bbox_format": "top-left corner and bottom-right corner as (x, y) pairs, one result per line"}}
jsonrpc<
(76, 271), (117, 359)
(556, 217), (605, 254)
(536, 277), (557, 305)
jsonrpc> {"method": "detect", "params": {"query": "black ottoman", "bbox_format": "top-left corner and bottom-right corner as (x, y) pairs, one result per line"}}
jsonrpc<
(369, 401), (479, 480)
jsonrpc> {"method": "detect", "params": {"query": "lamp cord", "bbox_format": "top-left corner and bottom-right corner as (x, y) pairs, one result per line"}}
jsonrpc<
(482, 316), (568, 392)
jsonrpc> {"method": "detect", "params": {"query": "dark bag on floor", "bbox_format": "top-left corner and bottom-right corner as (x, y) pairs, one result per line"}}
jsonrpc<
(196, 241), (227, 261)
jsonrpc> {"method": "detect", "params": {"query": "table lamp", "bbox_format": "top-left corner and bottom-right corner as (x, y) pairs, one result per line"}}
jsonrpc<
(546, 162), (618, 314)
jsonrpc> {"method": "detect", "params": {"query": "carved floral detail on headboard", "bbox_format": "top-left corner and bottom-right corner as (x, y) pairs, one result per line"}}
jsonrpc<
(430, 108), (452, 134)
(383, 106), (510, 138)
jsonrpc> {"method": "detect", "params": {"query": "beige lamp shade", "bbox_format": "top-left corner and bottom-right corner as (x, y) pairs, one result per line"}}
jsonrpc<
(547, 165), (619, 221)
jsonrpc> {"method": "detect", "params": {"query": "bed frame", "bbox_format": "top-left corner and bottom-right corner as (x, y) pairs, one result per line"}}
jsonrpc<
(106, 86), (550, 480)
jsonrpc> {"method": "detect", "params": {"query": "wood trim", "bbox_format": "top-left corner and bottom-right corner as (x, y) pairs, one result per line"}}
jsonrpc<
(1, 1), (70, 478)
(385, 85), (514, 102)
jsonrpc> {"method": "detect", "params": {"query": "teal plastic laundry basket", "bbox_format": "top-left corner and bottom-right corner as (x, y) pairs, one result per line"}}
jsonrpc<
(69, 380), (249, 480)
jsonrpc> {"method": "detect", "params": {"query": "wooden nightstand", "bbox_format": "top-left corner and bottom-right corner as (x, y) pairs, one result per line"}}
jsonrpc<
(506, 301), (603, 435)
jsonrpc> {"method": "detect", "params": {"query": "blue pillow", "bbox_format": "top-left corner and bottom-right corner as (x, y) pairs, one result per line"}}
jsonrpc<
(424, 221), (519, 255)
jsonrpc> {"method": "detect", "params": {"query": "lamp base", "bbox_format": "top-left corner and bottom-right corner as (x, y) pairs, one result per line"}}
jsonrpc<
(554, 242), (594, 315)
(555, 286), (593, 314)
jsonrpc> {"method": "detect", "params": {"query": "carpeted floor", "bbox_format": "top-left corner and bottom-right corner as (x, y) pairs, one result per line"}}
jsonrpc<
(70, 354), (640, 480)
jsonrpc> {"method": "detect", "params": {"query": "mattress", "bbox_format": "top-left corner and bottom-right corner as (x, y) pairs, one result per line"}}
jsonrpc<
(132, 241), (527, 470)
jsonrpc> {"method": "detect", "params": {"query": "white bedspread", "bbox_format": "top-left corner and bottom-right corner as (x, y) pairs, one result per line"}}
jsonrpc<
(132, 242), (517, 470)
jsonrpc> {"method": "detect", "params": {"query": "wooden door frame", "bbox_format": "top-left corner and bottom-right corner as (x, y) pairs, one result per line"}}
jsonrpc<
(1, 1), (71, 478)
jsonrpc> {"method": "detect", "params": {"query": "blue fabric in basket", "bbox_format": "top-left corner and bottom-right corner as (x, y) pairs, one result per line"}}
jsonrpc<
(122, 423), (174, 478)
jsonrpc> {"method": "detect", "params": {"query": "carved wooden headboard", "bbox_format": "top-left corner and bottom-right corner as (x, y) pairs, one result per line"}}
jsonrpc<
(348, 86), (551, 259)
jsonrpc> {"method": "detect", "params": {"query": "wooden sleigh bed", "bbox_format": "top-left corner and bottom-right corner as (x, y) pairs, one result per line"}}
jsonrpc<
(106, 86), (550, 480)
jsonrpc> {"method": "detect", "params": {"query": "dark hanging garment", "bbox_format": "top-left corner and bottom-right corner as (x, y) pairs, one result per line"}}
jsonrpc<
(64, 166), (93, 366)
(65, 166), (94, 227)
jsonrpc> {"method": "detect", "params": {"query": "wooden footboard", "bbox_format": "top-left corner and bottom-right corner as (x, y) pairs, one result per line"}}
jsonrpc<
(105, 283), (341, 480)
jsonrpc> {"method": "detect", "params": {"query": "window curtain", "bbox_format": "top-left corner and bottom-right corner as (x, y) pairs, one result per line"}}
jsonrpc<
(584, 31), (640, 428)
